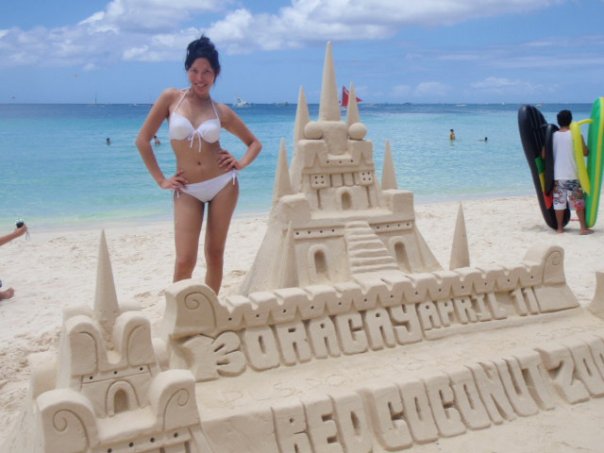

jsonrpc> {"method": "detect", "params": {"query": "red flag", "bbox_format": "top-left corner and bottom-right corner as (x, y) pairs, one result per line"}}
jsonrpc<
(341, 86), (362, 107)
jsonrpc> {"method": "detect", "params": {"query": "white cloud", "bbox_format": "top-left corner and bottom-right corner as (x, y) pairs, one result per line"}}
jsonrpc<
(438, 52), (482, 62)
(85, 0), (227, 32)
(207, 0), (560, 52)
(202, 3), (395, 55)
(290, 0), (558, 26)
(390, 81), (450, 100)
(122, 28), (201, 62)
(205, 9), (257, 52)
(470, 76), (549, 95)
(79, 12), (105, 26)
(0, 0), (575, 68)
(426, 33), (604, 75)
(471, 77), (519, 90)
(493, 54), (604, 69)
(122, 45), (149, 60)
(0, 0), (227, 69)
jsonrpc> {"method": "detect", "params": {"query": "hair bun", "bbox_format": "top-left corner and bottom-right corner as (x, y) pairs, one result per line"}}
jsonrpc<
(185, 35), (221, 76)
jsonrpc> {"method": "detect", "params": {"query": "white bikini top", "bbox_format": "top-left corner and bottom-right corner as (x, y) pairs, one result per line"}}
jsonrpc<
(169, 90), (221, 151)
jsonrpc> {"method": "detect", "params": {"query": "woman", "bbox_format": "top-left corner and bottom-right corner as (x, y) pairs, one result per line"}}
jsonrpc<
(136, 35), (262, 294)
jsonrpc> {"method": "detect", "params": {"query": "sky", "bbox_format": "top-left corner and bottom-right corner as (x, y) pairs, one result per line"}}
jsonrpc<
(1, 0), (603, 104)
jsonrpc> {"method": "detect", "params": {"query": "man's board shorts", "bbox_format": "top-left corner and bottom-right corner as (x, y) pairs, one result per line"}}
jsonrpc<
(553, 179), (585, 211)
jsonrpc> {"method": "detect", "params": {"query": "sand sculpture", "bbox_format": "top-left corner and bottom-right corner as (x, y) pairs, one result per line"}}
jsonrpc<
(6, 42), (604, 453)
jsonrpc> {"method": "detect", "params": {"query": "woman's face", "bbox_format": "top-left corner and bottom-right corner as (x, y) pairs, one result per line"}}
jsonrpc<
(187, 58), (216, 97)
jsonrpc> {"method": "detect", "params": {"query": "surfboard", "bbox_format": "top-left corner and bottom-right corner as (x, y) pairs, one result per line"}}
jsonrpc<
(586, 97), (604, 227)
(570, 119), (591, 195)
(543, 123), (557, 207)
(518, 105), (570, 230)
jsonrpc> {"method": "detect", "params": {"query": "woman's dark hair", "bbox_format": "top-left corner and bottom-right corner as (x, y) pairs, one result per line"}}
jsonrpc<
(185, 35), (221, 77)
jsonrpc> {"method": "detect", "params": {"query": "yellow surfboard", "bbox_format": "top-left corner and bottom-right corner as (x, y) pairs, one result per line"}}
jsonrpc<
(570, 119), (591, 195)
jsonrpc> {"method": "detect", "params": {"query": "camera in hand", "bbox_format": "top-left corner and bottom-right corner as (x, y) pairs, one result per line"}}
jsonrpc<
(16, 220), (25, 228)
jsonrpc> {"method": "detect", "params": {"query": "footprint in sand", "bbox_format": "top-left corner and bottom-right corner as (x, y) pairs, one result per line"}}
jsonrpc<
(228, 270), (246, 278)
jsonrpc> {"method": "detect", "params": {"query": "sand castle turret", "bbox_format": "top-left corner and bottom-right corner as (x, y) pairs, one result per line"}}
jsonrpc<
(318, 41), (341, 122)
(6, 234), (211, 453)
(450, 203), (470, 270)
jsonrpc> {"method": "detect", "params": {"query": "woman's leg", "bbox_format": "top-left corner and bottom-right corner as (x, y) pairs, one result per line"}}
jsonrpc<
(173, 192), (204, 282)
(204, 180), (239, 294)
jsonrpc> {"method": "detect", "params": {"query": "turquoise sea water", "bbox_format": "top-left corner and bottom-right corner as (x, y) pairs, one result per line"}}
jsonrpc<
(0, 102), (592, 230)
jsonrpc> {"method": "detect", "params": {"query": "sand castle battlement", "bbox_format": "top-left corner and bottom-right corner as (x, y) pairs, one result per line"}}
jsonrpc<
(162, 244), (578, 383)
(171, 244), (574, 337)
(5, 42), (604, 453)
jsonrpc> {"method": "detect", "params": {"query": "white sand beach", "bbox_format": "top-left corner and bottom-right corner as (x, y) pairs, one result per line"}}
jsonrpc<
(1, 195), (604, 451)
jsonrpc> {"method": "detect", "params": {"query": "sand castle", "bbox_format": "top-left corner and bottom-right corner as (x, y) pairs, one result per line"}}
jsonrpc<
(6, 43), (604, 452)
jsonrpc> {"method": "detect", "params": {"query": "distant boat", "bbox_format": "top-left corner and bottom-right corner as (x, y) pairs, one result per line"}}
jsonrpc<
(234, 97), (250, 108)
(340, 86), (362, 108)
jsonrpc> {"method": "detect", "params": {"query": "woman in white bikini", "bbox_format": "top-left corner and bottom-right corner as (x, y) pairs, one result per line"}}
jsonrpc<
(136, 35), (262, 294)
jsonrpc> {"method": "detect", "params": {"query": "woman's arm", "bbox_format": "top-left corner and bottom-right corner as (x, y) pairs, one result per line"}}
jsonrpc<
(217, 105), (262, 170)
(135, 89), (187, 189)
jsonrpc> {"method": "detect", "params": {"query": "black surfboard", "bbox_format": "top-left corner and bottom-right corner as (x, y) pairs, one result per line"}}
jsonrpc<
(518, 105), (570, 230)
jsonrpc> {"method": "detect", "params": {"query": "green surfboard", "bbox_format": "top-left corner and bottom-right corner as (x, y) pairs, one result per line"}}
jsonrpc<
(586, 97), (604, 228)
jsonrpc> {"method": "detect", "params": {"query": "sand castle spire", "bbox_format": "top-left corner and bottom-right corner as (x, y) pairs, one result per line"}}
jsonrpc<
(381, 141), (398, 190)
(273, 138), (293, 203)
(449, 203), (470, 269)
(318, 41), (340, 121)
(346, 82), (361, 125)
(294, 86), (310, 144)
(94, 230), (120, 334)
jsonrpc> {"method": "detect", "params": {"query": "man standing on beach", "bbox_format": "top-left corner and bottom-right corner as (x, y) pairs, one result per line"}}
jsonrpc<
(551, 110), (593, 235)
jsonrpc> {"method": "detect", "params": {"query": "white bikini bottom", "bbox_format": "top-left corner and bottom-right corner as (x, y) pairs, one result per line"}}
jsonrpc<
(179, 170), (238, 203)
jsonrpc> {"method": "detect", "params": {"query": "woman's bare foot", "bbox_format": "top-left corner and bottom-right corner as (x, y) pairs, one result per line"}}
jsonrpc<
(0, 288), (15, 300)
(580, 228), (594, 235)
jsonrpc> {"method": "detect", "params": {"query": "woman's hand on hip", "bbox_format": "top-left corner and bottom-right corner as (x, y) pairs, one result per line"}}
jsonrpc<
(160, 170), (188, 190)
(217, 149), (242, 170)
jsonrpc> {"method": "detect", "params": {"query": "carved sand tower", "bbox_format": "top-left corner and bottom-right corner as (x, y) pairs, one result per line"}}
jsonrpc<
(5, 233), (212, 452)
(6, 42), (604, 453)
(240, 42), (439, 294)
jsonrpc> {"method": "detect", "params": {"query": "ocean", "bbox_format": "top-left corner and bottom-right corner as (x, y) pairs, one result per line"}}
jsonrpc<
(0, 102), (593, 230)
